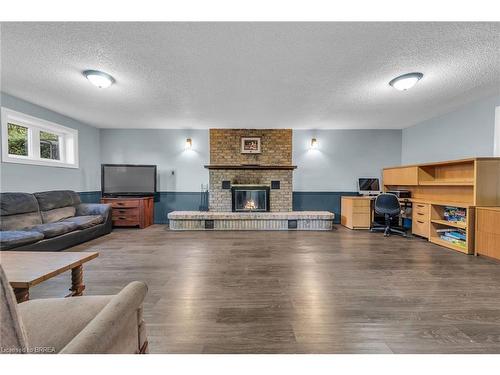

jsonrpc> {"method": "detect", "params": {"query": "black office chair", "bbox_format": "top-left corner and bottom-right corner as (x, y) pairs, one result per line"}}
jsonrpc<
(370, 193), (407, 237)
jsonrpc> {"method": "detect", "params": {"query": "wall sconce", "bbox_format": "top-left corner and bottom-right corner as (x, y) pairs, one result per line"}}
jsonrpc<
(310, 138), (318, 149)
(185, 138), (192, 150)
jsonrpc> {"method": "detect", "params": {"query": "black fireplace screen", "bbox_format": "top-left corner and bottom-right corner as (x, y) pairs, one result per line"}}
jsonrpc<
(231, 185), (270, 212)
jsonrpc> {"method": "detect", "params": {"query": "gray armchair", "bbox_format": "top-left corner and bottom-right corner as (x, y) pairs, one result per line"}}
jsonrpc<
(0, 266), (148, 354)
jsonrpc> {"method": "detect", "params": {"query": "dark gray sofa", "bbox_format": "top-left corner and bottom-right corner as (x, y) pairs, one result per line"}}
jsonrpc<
(0, 190), (112, 251)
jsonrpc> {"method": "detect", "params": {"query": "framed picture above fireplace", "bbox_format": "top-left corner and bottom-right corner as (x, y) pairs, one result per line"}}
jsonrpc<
(241, 137), (261, 154)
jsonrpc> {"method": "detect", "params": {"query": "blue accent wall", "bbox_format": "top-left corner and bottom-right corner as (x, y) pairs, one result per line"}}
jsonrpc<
(79, 191), (101, 203)
(293, 191), (358, 223)
(80, 191), (359, 224)
(78, 191), (202, 224)
(153, 192), (202, 224)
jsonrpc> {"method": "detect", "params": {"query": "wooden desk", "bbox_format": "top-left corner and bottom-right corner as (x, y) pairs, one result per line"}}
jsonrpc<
(0, 251), (99, 303)
(382, 158), (500, 254)
(341, 196), (372, 229)
(340, 196), (412, 230)
(475, 207), (500, 261)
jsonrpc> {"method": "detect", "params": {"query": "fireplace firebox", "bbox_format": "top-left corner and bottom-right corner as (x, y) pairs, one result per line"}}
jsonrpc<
(231, 185), (270, 212)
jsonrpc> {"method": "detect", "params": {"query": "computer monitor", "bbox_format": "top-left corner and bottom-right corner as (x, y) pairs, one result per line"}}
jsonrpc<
(358, 177), (381, 196)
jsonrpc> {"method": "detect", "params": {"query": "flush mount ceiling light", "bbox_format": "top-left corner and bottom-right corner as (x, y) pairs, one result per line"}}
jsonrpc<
(389, 72), (423, 91)
(83, 70), (115, 88)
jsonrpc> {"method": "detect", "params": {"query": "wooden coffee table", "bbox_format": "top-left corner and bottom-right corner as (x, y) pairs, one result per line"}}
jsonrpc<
(0, 251), (99, 303)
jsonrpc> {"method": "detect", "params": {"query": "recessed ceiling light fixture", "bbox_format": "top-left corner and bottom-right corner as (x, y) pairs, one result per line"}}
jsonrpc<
(83, 70), (115, 89)
(389, 72), (423, 91)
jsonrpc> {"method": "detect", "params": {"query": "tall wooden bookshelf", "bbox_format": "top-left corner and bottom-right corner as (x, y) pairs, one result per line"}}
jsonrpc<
(383, 158), (500, 254)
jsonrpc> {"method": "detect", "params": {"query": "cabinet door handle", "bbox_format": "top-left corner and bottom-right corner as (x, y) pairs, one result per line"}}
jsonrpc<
(417, 220), (425, 224)
(417, 212), (425, 215)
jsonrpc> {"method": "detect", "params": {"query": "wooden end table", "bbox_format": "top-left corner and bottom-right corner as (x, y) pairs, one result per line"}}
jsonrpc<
(0, 251), (99, 303)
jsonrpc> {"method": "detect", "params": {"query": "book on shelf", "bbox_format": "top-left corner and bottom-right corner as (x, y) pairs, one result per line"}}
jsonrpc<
(444, 206), (466, 223)
(444, 231), (466, 241)
(440, 234), (466, 248)
(436, 228), (466, 239)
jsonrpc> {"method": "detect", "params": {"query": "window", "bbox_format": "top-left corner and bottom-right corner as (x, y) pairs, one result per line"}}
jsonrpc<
(40, 131), (61, 160)
(7, 123), (29, 156)
(1, 107), (78, 168)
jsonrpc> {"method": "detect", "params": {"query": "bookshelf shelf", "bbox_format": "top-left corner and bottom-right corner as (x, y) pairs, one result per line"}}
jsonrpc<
(430, 237), (468, 254)
(430, 219), (467, 229)
(428, 204), (473, 254)
(418, 181), (474, 186)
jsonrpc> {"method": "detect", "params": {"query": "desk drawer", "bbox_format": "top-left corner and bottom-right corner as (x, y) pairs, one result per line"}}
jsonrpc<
(413, 209), (429, 222)
(412, 218), (430, 238)
(352, 205), (371, 214)
(351, 213), (371, 228)
(414, 202), (429, 212)
(413, 203), (430, 220)
(352, 199), (371, 208)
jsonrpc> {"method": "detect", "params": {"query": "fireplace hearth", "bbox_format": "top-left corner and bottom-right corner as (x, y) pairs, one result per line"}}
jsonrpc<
(231, 185), (270, 212)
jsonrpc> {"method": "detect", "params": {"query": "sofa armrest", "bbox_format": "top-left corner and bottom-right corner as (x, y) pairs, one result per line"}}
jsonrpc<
(75, 203), (111, 220)
(60, 281), (148, 354)
(76, 203), (112, 235)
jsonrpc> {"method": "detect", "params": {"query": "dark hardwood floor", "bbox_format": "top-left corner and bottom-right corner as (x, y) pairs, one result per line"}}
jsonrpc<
(28, 225), (500, 353)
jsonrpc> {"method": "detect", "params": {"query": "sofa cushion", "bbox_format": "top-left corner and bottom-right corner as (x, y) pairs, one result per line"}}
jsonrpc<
(0, 193), (39, 216)
(41, 206), (76, 223)
(34, 191), (81, 211)
(0, 231), (44, 250)
(0, 212), (43, 232)
(29, 222), (78, 239)
(62, 215), (104, 229)
(18, 295), (112, 354)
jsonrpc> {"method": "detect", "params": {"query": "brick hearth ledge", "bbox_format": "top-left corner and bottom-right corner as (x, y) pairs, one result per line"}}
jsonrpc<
(167, 211), (335, 231)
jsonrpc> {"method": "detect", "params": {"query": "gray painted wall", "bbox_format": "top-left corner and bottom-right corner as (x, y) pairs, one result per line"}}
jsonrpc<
(293, 129), (402, 191)
(99, 129), (209, 192)
(401, 94), (500, 164)
(0, 93), (101, 192)
(6, 92), (496, 196)
(100, 128), (402, 193)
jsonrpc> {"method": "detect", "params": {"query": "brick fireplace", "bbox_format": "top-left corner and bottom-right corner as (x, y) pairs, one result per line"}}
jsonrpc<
(168, 128), (334, 231)
(206, 129), (295, 212)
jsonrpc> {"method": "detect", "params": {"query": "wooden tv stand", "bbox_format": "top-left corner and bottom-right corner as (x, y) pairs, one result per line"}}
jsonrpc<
(101, 196), (154, 228)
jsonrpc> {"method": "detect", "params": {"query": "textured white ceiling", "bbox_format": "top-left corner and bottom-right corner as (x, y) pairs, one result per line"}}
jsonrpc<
(1, 22), (499, 129)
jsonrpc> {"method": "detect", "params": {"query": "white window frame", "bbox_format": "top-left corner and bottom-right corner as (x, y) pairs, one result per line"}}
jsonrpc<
(1, 107), (79, 168)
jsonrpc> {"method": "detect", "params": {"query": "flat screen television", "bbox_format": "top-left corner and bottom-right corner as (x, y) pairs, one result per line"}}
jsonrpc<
(358, 177), (380, 196)
(102, 164), (157, 197)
